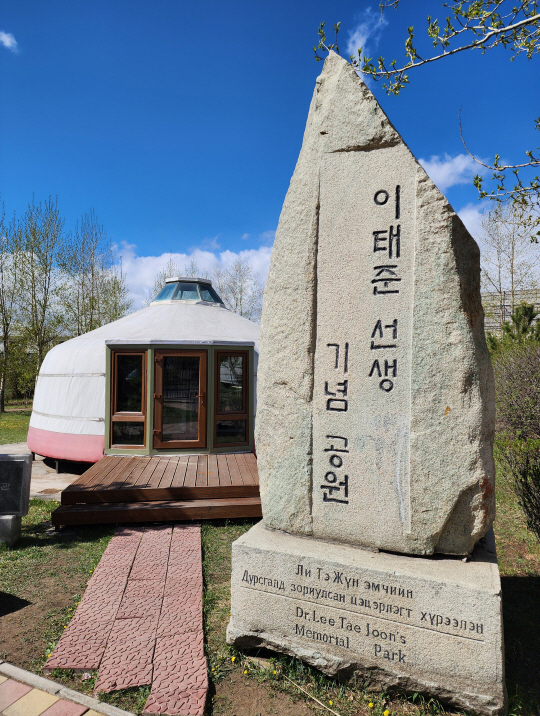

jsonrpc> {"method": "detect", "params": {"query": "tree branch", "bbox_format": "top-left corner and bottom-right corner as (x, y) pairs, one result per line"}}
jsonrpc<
(356, 13), (540, 79)
(459, 109), (540, 172)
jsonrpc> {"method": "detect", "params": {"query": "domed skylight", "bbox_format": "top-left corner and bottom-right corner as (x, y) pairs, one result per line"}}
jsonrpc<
(152, 277), (224, 305)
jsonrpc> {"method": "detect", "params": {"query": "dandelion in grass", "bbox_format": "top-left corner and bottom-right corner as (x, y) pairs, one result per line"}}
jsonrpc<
(384, 710), (390, 716)
(369, 703), (374, 709)
(231, 656), (235, 662)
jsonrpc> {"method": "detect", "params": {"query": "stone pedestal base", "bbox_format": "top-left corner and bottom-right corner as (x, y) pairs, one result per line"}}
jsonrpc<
(0, 515), (22, 547)
(227, 522), (506, 716)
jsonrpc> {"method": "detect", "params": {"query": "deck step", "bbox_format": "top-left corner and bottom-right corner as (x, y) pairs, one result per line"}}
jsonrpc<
(61, 484), (260, 505)
(52, 497), (262, 526)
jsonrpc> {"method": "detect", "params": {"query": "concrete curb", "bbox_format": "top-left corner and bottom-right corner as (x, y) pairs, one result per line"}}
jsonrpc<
(0, 660), (134, 716)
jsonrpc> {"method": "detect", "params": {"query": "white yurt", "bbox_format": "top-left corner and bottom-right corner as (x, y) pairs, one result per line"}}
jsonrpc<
(28, 278), (260, 463)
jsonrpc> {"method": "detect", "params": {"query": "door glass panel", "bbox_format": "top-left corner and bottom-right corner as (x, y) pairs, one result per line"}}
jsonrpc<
(218, 355), (244, 412)
(116, 355), (143, 412)
(216, 419), (247, 444)
(112, 421), (145, 445)
(162, 356), (200, 441)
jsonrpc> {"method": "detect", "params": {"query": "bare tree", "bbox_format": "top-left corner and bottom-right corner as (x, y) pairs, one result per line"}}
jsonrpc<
(143, 257), (183, 307)
(0, 205), (23, 412)
(97, 256), (132, 325)
(212, 258), (263, 322)
(183, 258), (209, 279)
(479, 202), (540, 329)
(19, 196), (65, 367)
(58, 209), (131, 334)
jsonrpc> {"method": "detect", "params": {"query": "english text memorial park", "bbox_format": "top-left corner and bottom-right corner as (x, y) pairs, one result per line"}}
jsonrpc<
(227, 52), (506, 715)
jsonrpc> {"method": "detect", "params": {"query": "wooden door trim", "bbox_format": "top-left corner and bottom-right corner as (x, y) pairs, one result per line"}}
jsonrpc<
(110, 350), (147, 449)
(214, 350), (249, 448)
(153, 349), (207, 450)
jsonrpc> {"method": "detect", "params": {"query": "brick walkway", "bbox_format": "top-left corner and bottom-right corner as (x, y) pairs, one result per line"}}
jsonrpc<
(0, 662), (132, 716)
(44, 524), (207, 716)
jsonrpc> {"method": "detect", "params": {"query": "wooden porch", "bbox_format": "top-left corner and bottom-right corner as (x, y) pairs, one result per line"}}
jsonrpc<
(52, 453), (262, 527)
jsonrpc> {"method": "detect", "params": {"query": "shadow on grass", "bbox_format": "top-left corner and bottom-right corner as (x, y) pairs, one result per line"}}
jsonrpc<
(502, 576), (540, 711)
(14, 521), (116, 551)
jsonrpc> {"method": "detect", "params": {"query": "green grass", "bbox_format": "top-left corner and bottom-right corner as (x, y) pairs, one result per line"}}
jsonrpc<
(201, 519), (454, 716)
(492, 461), (540, 714)
(0, 501), (118, 700)
(202, 518), (256, 662)
(2, 455), (539, 714)
(200, 472), (540, 716)
(0, 410), (31, 444)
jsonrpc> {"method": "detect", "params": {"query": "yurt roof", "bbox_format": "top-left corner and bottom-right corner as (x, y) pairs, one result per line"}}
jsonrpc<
(39, 301), (260, 377)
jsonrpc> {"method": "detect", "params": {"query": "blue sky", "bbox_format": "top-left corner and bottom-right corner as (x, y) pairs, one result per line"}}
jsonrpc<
(1, 1), (538, 306)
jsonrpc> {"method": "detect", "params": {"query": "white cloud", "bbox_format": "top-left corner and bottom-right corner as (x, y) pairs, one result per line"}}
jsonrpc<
(259, 230), (275, 245)
(419, 153), (483, 192)
(116, 243), (273, 309)
(346, 7), (388, 80)
(241, 233), (250, 240)
(458, 201), (489, 239)
(0, 31), (18, 52)
(196, 234), (220, 250)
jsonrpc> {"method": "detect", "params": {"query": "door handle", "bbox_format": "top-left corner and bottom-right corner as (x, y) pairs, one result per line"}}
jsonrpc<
(154, 394), (162, 399)
(196, 392), (205, 406)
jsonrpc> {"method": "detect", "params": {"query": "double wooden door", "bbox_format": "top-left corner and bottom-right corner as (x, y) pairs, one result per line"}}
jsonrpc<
(153, 350), (207, 449)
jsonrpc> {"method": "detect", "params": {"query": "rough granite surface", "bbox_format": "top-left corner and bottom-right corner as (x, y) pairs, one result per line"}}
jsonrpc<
(227, 522), (506, 716)
(255, 51), (495, 556)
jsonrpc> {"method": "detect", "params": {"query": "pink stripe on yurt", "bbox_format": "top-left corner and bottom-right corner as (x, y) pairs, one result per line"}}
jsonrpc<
(27, 425), (105, 463)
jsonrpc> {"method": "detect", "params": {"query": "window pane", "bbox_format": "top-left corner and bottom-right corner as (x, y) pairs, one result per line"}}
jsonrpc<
(153, 283), (177, 301)
(174, 282), (200, 301)
(112, 421), (145, 445)
(218, 355), (244, 412)
(200, 285), (223, 303)
(215, 419), (247, 445)
(162, 356), (200, 441)
(116, 355), (143, 412)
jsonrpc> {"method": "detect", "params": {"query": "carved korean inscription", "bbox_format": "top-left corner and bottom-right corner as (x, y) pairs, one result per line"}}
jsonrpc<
(312, 149), (415, 546)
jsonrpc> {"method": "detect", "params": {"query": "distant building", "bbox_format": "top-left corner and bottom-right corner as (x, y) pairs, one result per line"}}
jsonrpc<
(482, 289), (540, 334)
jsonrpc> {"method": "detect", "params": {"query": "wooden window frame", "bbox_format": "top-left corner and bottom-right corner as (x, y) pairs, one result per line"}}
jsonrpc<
(153, 349), (207, 450)
(110, 350), (147, 449)
(214, 350), (249, 448)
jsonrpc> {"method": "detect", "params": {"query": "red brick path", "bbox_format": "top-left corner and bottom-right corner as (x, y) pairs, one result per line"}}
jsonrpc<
(44, 524), (207, 716)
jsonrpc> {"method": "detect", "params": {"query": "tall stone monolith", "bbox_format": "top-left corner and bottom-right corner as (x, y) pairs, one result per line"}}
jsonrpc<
(228, 52), (506, 715)
(256, 51), (495, 557)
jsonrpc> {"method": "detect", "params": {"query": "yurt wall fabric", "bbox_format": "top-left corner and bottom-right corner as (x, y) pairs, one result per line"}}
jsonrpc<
(28, 302), (260, 462)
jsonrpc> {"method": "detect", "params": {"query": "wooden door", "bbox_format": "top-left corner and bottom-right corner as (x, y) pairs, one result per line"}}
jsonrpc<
(153, 350), (207, 449)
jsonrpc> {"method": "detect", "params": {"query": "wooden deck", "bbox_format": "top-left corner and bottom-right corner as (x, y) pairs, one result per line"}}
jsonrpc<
(52, 453), (262, 527)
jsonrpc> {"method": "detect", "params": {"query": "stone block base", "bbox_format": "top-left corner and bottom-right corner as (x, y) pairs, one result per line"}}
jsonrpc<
(0, 515), (22, 547)
(227, 522), (506, 716)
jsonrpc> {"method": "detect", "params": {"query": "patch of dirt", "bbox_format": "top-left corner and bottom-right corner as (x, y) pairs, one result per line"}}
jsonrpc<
(211, 671), (317, 716)
(0, 561), (85, 669)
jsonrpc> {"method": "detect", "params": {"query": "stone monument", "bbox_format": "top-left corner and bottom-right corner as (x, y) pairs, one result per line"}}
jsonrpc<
(227, 52), (506, 715)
